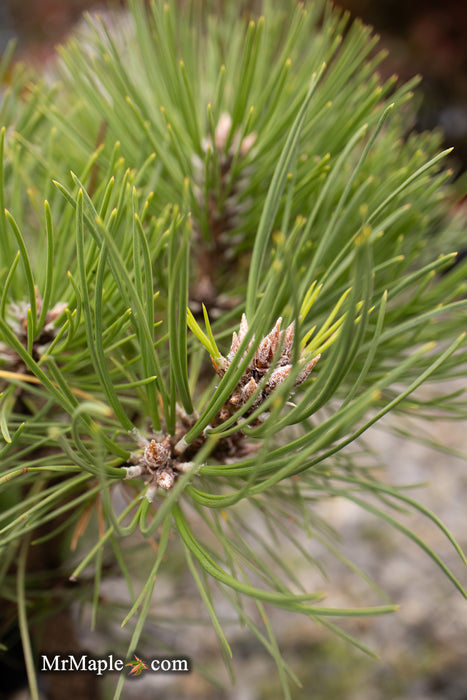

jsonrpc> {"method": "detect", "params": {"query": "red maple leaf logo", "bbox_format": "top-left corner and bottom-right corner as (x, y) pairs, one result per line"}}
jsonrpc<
(125, 655), (148, 677)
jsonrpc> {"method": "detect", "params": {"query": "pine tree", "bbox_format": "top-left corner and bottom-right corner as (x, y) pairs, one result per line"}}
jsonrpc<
(0, 1), (466, 697)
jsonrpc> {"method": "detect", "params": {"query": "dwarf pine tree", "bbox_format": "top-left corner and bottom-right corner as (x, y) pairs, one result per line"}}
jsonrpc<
(0, 1), (466, 697)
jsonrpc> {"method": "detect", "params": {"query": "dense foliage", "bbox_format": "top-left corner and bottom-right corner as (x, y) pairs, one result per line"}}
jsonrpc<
(0, 1), (466, 697)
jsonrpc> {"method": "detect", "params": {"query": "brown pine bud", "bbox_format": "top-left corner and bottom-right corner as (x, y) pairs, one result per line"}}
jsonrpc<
(143, 436), (171, 471)
(242, 376), (258, 401)
(295, 354), (321, 385)
(155, 467), (175, 490)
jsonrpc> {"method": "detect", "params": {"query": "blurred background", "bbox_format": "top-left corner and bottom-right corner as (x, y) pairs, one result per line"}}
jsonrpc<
(1, 0), (466, 173)
(1, 2), (466, 699)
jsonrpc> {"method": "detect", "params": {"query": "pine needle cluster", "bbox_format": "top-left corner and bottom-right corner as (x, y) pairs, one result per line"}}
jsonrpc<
(0, 1), (466, 697)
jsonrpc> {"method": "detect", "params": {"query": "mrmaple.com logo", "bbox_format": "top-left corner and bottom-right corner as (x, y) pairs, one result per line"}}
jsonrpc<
(40, 653), (191, 677)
